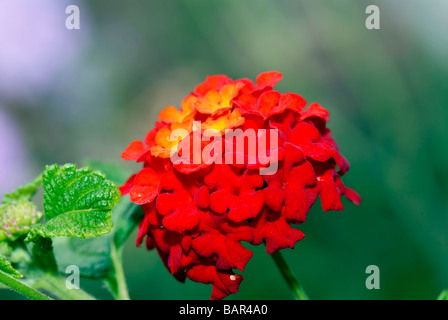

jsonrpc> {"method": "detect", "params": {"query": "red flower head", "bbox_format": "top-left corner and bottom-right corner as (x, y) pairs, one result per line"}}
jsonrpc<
(121, 71), (361, 299)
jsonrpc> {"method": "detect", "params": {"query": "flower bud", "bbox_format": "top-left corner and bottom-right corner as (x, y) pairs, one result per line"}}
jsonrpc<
(0, 200), (43, 241)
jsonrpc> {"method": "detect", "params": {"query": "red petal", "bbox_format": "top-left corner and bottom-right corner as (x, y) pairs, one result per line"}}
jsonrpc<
(257, 90), (281, 119)
(119, 174), (136, 195)
(232, 93), (258, 114)
(290, 122), (335, 162)
(129, 168), (160, 204)
(255, 71), (283, 91)
(193, 216), (254, 272)
(344, 186), (361, 206)
(193, 186), (210, 209)
(279, 93), (307, 114)
(187, 264), (243, 300)
(250, 208), (305, 254)
(283, 161), (318, 221)
(300, 102), (329, 122)
(263, 178), (284, 212)
(195, 75), (233, 95)
(192, 231), (253, 272)
(313, 161), (344, 211)
(136, 210), (151, 247)
(144, 128), (157, 146)
(122, 140), (148, 161)
(235, 78), (255, 94)
(162, 205), (202, 233)
(335, 176), (361, 206)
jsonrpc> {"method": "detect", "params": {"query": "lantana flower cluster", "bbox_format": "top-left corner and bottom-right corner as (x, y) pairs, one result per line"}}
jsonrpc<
(120, 71), (360, 299)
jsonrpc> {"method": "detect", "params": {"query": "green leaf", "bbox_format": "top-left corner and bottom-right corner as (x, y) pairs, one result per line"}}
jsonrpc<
(53, 197), (143, 279)
(30, 237), (58, 273)
(79, 159), (142, 249)
(0, 255), (22, 279)
(53, 235), (111, 279)
(0, 200), (43, 242)
(38, 161), (143, 279)
(81, 160), (143, 249)
(26, 210), (114, 240)
(25, 164), (121, 242)
(2, 175), (42, 205)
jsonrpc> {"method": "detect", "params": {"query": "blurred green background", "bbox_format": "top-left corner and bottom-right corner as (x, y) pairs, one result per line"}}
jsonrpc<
(1, 0), (447, 300)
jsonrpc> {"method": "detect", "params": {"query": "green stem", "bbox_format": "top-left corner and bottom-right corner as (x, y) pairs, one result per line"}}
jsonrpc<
(105, 243), (130, 300)
(39, 274), (95, 300)
(0, 270), (52, 300)
(270, 250), (309, 300)
(113, 202), (144, 251)
(26, 237), (94, 300)
(438, 289), (448, 300)
(103, 202), (142, 300)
